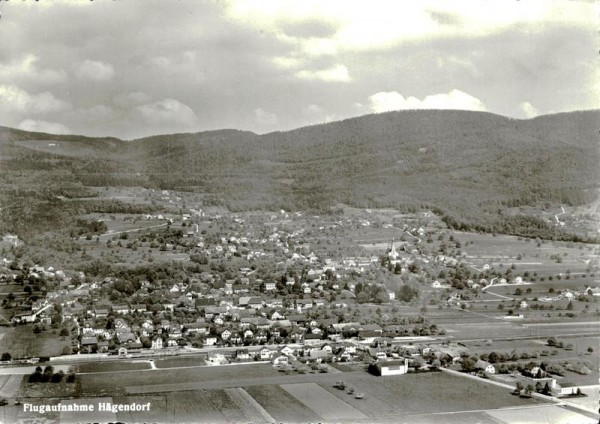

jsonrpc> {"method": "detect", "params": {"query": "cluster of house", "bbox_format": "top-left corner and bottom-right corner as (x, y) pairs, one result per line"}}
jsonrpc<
(72, 293), (430, 355)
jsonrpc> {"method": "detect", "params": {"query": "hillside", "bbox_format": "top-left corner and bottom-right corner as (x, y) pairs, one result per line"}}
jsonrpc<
(0, 110), (598, 240)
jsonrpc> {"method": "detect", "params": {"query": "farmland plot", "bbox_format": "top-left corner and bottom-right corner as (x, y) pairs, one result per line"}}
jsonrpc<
(76, 360), (151, 373)
(0, 374), (21, 397)
(245, 384), (321, 423)
(281, 382), (368, 421)
(154, 356), (206, 369)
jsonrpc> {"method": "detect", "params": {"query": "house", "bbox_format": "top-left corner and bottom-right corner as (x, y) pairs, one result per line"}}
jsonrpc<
(288, 314), (307, 325)
(558, 382), (581, 396)
(131, 304), (147, 313)
(221, 329), (232, 340)
(296, 299), (313, 311)
(184, 322), (209, 335)
(204, 336), (218, 346)
(279, 345), (295, 356)
(270, 310), (285, 320)
(196, 297), (217, 308)
(236, 349), (251, 360)
(151, 337), (164, 349)
(308, 349), (331, 362)
(265, 298), (283, 308)
(205, 306), (228, 319)
(264, 281), (276, 291)
(112, 305), (129, 314)
(81, 336), (99, 353)
(272, 355), (289, 366)
(11, 312), (36, 324)
(303, 333), (322, 345)
(260, 347), (274, 360)
(474, 360), (496, 374)
(374, 359), (409, 376)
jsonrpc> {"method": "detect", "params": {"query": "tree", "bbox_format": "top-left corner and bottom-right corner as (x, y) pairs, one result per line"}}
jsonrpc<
(513, 381), (524, 395)
(461, 357), (476, 372)
(1, 352), (11, 362)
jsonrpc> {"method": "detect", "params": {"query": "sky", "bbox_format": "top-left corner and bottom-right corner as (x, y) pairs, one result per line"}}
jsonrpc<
(0, 0), (597, 139)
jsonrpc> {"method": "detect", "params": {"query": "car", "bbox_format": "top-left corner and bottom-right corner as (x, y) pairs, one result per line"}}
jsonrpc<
(355, 393), (364, 399)
(0, 399), (7, 406)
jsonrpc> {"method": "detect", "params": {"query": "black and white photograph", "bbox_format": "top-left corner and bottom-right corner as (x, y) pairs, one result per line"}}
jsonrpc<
(0, 1), (598, 423)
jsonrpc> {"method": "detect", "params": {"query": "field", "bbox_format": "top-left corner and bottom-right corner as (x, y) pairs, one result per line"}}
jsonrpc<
(79, 363), (281, 396)
(154, 356), (206, 369)
(75, 360), (151, 373)
(245, 384), (321, 422)
(1, 360), (597, 423)
(0, 325), (71, 358)
(282, 382), (368, 421)
(456, 231), (597, 278)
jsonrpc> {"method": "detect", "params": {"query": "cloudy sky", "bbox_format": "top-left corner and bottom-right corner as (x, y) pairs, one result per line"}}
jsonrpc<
(0, 0), (597, 139)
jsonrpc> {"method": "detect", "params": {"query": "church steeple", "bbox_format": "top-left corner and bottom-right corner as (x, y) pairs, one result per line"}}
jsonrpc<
(388, 238), (399, 260)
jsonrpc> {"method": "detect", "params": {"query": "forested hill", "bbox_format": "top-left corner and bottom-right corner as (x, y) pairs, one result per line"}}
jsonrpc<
(1, 110), (598, 240)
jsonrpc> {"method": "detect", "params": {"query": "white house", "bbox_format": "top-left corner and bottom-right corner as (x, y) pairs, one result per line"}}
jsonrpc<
(377, 359), (409, 376)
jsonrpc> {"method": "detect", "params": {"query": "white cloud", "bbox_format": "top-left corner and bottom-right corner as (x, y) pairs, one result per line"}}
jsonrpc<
(271, 56), (303, 70)
(436, 56), (480, 76)
(75, 60), (115, 82)
(368, 89), (487, 113)
(518, 101), (539, 119)
(68, 105), (114, 122)
(295, 64), (350, 82)
(0, 84), (71, 115)
(302, 104), (323, 115)
(227, 0), (596, 53)
(17, 119), (71, 134)
(0, 54), (67, 86)
(113, 92), (152, 108)
(136, 98), (199, 127)
(148, 51), (197, 70)
(301, 38), (337, 56)
(254, 108), (278, 126)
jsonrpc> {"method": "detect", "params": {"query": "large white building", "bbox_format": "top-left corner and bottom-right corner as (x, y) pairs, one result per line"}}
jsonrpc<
(377, 358), (409, 376)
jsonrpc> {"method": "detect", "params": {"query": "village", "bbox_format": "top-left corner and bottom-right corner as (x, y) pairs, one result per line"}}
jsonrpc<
(1, 195), (598, 418)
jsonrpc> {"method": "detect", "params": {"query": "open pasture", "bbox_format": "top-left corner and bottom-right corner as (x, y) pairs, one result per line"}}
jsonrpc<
(457, 231), (596, 274)
(281, 382), (368, 421)
(76, 360), (151, 373)
(318, 371), (538, 416)
(245, 384), (321, 422)
(0, 374), (21, 397)
(154, 356), (206, 369)
(486, 404), (596, 424)
(80, 362), (281, 396)
(79, 213), (168, 234)
(0, 325), (71, 358)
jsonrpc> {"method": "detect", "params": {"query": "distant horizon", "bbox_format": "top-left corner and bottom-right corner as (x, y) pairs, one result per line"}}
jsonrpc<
(2, 107), (598, 141)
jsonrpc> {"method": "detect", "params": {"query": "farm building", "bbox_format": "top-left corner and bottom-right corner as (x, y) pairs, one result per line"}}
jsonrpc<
(373, 358), (409, 376)
(558, 382), (581, 396)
